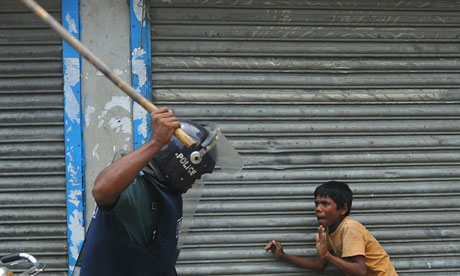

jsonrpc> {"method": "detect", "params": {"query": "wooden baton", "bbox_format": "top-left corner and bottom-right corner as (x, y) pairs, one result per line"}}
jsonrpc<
(20, 0), (197, 148)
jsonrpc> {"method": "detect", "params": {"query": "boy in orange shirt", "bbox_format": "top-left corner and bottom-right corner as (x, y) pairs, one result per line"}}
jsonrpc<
(265, 181), (398, 276)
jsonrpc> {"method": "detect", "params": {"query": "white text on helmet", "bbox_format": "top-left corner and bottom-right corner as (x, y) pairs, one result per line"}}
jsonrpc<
(175, 153), (197, 176)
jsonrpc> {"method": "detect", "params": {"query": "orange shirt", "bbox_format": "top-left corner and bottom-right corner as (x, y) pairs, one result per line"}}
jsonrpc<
(326, 217), (398, 276)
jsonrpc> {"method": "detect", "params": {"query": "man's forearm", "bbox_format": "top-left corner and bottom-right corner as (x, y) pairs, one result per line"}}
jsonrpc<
(92, 138), (164, 206)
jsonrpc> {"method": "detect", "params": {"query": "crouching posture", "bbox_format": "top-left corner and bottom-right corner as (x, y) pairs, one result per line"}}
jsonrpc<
(265, 181), (398, 276)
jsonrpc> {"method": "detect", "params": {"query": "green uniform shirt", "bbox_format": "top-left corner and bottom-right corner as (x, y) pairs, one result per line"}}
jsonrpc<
(108, 174), (160, 248)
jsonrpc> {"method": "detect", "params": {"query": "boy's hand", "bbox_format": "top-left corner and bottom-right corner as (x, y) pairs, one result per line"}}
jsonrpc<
(151, 107), (180, 146)
(316, 225), (329, 259)
(264, 240), (285, 260)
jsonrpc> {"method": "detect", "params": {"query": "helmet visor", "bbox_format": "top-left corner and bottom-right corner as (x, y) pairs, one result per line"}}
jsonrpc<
(207, 128), (243, 173)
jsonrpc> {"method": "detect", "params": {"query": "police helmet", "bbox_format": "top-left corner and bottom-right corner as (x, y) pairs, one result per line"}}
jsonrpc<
(153, 120), (217, 194)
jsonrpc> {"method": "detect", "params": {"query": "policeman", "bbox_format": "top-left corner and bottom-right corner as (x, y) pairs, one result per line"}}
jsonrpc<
(78, 107), (241, 275)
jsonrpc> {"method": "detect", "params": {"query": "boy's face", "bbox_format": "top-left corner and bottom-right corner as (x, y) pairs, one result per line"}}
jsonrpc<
(314, 195), (348, 231)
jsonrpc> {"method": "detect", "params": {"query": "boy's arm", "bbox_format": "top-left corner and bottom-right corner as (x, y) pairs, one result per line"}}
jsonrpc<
(322, 254), (367, 276)
(264, 240), (326, 271)
(316, 226), (368, 276)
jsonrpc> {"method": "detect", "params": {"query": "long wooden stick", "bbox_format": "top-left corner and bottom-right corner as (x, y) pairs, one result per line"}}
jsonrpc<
(20, 0), (197, 148)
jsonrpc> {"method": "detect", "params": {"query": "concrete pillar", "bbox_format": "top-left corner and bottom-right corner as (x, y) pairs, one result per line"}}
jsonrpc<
(80, 0), (132, 224)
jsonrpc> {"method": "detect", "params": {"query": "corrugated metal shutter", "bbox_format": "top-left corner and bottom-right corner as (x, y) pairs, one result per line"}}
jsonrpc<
(0, 0), (68, 275)
(149, 0), (460, 275)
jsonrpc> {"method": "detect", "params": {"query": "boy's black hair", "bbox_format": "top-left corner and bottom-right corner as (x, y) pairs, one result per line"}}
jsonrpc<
(314, 181), (352, 216)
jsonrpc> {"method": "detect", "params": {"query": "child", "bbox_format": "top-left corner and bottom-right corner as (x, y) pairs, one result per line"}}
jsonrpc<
(264, 181), (398, 276)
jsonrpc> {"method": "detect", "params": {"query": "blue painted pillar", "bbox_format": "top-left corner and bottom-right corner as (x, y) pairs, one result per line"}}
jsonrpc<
(62, 0), (86, 274)
(130, 0), (152, 149)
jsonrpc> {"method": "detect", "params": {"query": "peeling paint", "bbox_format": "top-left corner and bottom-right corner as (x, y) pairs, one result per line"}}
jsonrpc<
(114, 68), (125, 75)
(133, 1), (143, 22)
(97, 96), (132, 132)
(64, 58), (81, 124)
(130, 0), (152, 149)
(63, 1), (85, 274)
(97, 118), (105, 128)
(104, 95), (131, 112)
(133, 102), (148, 139)
(85, 105), (96, 127)
(66, 13), (78, 35)
(66, 161), (78, 186)
(68, 189), (82, 208)
(98, 96), (130, 122)
(66, 149), (74, 162)
(68, 208), (84, 261)
(92, 143), (100, 161)
(132, 47), (147, 87)
(108, 117), (132, 134)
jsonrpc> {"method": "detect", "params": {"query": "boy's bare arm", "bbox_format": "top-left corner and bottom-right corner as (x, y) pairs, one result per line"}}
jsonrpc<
(323, 254), (367, 276)
(316, 226), (368, 276)
(264, 240), (326, 271)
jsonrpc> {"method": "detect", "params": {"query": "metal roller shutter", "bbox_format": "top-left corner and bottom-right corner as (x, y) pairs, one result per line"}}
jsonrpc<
(0, 0), (68, 275)
(149, 0), (460, 275)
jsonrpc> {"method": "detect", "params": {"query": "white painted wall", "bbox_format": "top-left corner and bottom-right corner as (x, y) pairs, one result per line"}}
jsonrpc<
(80, 0), (132, 225)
